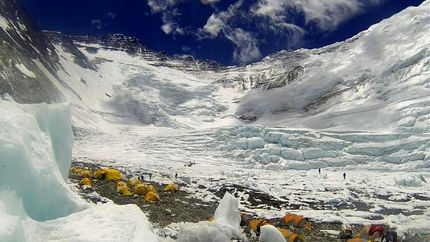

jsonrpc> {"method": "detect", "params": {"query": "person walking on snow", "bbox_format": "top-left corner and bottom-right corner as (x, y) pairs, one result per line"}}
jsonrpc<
(343, 172), (346, 179)
(318, 168), (321, 174)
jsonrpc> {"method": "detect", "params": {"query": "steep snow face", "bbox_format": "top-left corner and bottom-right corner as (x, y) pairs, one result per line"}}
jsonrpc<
(0, 0), (62, 103)
(51, 38), (238, 131)
(232, 2), (430, 132)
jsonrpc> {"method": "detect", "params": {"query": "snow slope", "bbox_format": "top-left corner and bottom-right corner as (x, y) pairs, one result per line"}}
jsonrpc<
(232, 1), (430, 132)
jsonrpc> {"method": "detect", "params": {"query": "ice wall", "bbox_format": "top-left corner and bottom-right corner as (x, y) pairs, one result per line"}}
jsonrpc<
(0, 100), (82, 222)
(0, 100), (160, 242)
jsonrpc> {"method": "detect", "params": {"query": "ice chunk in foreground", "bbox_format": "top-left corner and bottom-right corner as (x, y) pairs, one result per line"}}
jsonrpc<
(177, 222), (230, 242)
(214, 192), (241, 233)
(24, 203), (159, 242)
(0, 101), (159, 242)
(0, 101), (82, 221)
(259, 225), (286, 242)
(177, 192), (241, 242)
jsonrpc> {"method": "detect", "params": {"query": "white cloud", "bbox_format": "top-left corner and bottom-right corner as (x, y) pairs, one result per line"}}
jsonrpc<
(252, 0), (386, 31)
(161, 22), (184, 35)
(225, 28), (261, 64)
(146, 0), (386, 64)
(202, 14), (225, 37)
(147, 0), (183, 13)
(201, 0), (220, 5)
(91, 19), (102, 29)
(107, 12), (116, 18)
(181, 46), (191, 52)
(202, 0), (243, 37)
(159, 7), (185, 36)
(201, 0), (262, 63)
(161, 23), (174, 34)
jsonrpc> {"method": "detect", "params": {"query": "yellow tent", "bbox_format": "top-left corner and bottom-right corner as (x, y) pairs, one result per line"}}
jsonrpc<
(128, 177), (143, 187)
(116, 181), (133, 196)
(118, 186), (133, 196)
(94, 168), (122, 181)
(105, 169), (121, 180)
(69, 167), (81, 175)
(94, 169), (105, 179)
(144, 191), (160, 202)
(116, 181), (127, 191)
(134, 184), (152, 195)
(80, 178), (92, 187)
(79, 169), (93, 178)
(164, 183), (179, 192)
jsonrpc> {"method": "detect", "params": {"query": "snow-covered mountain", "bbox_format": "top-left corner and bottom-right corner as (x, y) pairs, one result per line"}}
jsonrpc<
(232, 8), (430, 133)
(2, 0), (429, 133)
(0, 0), (62, 103)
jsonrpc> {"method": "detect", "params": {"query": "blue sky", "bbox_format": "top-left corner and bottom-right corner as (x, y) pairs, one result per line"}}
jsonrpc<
(21, 0), (422, 65)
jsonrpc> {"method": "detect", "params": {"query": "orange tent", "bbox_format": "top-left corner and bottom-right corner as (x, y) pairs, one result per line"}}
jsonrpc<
(347, 238), (367, 242)
(249, 219), (270, 235)
(278, 228), (303, 242)
(284, 213), (305, 228)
